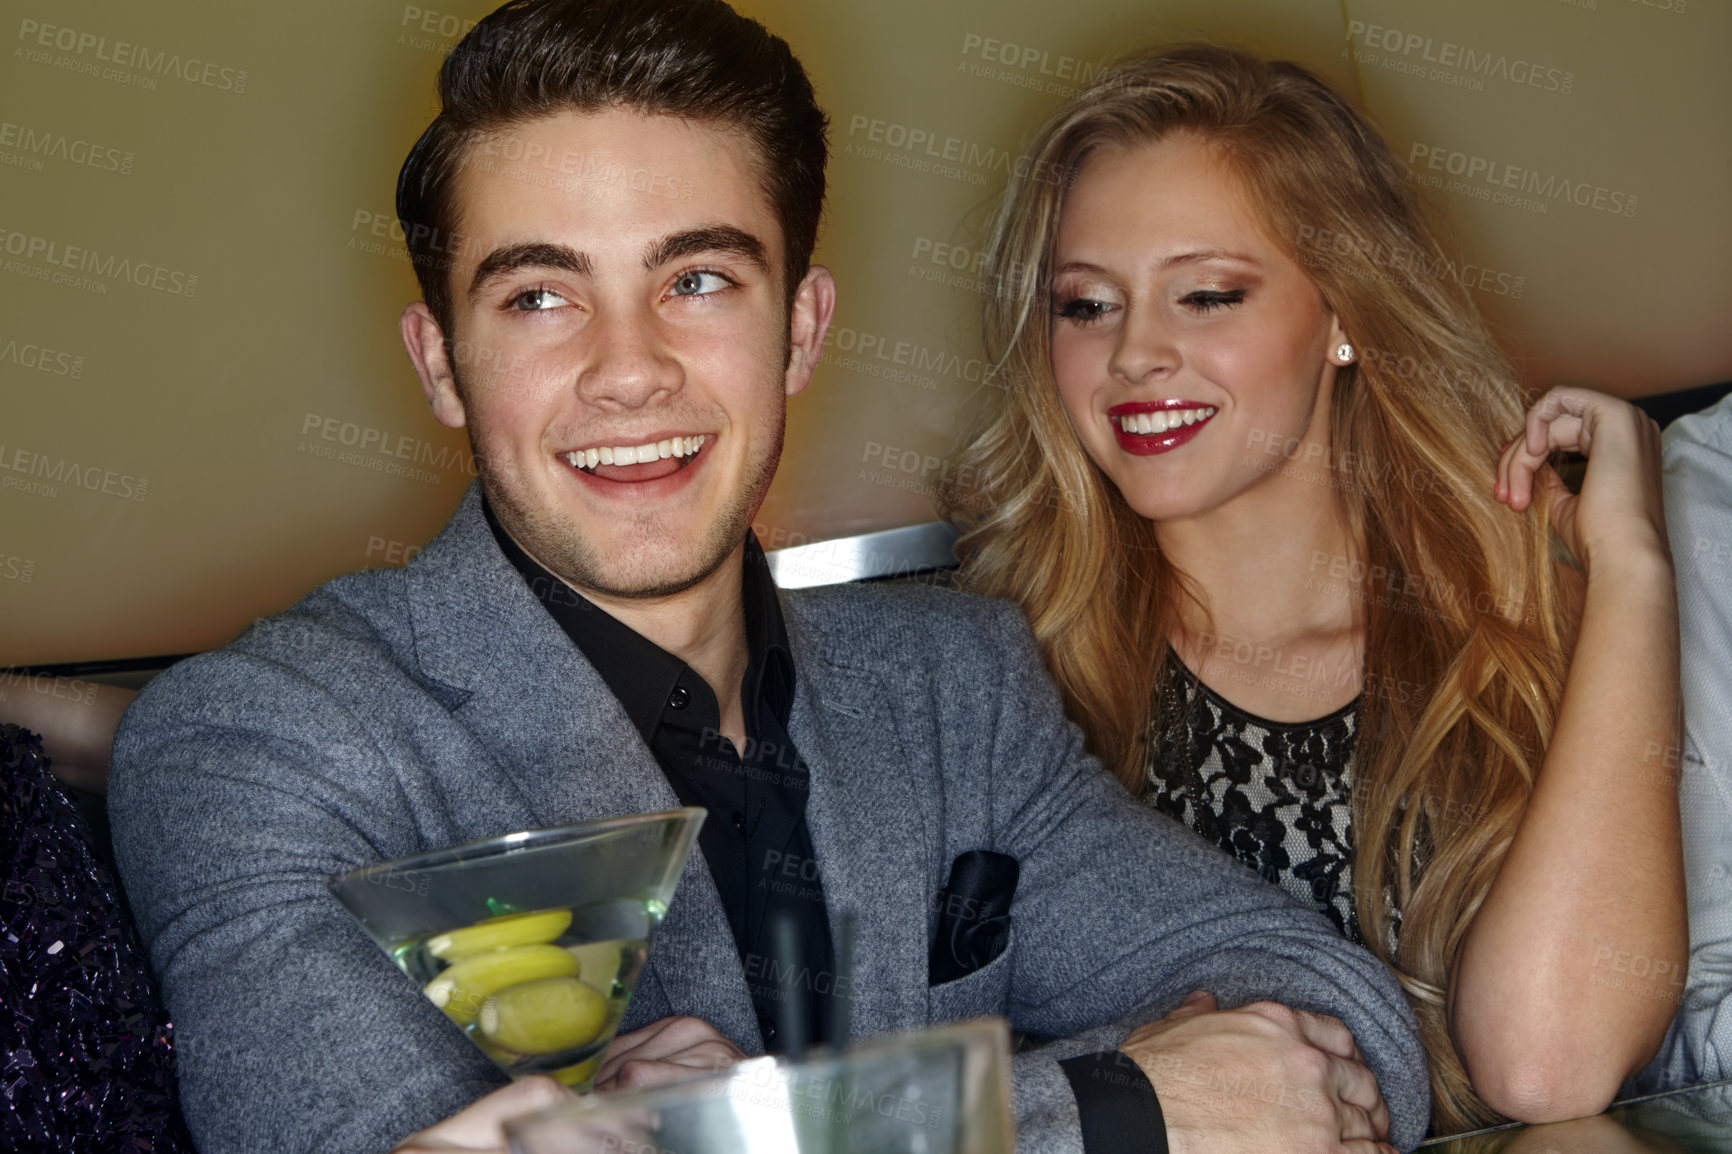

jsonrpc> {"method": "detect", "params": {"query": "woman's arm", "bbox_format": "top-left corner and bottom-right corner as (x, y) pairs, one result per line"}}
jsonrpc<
(1450, 387), (1686, 1122)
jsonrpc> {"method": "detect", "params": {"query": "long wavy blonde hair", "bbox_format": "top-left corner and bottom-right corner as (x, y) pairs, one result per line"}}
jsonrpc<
(941, 45), (1573, 1132)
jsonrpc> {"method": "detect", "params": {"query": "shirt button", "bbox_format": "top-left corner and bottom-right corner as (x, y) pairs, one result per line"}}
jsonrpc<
(669, 686), (690, 709)
(731, 811), (746, 833)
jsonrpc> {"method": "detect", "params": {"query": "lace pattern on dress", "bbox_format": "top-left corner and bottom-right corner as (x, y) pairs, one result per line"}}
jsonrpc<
(1142, 649), (1365, 944)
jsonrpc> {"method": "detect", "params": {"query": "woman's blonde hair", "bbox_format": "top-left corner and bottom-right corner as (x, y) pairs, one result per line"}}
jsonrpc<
(942, 45), (1572, 1132)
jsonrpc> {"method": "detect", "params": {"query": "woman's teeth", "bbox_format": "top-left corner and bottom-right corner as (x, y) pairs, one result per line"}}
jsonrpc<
(1114, 407), (1216, 435)
(564, 434), (706, 472)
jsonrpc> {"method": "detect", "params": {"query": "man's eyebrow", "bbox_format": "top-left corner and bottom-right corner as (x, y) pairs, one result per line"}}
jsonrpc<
(468, 243), (591, 300)
(643, 226), (769, 273)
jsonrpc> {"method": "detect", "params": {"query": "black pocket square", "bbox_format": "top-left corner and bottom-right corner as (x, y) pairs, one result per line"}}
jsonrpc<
(928, 849), (1019, 985)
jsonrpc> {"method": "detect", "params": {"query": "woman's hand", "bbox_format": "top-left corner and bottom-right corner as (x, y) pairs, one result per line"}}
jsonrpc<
(1494, 386), (1668, 573)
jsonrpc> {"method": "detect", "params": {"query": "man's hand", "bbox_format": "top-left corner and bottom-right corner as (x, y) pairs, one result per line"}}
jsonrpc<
(1121, 991), (1396, 1154)
(389, 1076), (574, 1153)
(594, 1015), (748, 1092)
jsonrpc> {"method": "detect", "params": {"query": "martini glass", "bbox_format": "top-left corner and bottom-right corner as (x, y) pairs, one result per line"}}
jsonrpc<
(328, 808), (705, 1091)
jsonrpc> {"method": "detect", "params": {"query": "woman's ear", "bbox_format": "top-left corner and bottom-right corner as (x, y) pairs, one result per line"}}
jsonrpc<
(1325, 314), (1356, 367)
(400, 302), (467, 428)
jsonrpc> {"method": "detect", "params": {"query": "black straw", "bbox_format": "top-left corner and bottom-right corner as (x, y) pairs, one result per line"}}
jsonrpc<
(828, 910), (854, 1050)
(772, 911), (807, 1060)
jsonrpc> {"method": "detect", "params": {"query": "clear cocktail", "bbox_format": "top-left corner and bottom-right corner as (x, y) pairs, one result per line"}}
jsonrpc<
(328, 809), (705, 1092)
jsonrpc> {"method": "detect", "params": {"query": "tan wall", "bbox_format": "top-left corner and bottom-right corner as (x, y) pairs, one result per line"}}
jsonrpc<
(2, 0), (1726, 666)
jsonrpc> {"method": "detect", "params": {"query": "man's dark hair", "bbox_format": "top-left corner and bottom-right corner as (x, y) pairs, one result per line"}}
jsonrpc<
(396, 0), (828, 335)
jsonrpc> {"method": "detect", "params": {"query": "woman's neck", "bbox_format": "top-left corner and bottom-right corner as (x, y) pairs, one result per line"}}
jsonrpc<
(1156, 468), (1364, 721)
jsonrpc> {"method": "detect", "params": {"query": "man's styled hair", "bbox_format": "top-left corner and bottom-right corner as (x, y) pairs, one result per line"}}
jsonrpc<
(396, 0), (828, 334)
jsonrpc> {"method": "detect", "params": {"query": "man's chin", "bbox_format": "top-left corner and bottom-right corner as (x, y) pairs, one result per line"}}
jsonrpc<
(581, 552), (734, 601)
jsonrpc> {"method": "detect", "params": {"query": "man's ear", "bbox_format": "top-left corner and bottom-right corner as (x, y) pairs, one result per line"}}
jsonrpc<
(783, 264), (836, 400)
(401, 302), (467, 428)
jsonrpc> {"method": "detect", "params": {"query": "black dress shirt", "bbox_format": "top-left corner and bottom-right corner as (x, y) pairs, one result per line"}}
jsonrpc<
(485, 504), (1163, 1150)
(484, 502), (835, 1053)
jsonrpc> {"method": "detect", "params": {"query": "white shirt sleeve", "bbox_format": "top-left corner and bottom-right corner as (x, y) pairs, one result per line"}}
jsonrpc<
(1630, 393), (1732, 1092)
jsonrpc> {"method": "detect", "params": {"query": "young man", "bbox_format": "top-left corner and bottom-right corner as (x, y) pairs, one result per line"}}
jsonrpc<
(109, 2), (1429, 1151)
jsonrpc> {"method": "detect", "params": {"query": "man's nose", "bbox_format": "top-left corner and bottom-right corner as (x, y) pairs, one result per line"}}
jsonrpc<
(1108, 305), (1180, 386)
(575, 306), (680, 408)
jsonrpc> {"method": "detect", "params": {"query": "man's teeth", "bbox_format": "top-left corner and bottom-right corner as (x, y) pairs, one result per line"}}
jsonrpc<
(564, 434), (706, 471)
(1114, 407), (1217, 435)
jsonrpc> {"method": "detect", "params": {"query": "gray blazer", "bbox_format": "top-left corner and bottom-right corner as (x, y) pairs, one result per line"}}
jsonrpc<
(110, 485), (1428, 1153)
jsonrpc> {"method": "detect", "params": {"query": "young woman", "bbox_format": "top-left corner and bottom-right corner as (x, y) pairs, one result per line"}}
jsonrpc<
(943, 45), (1685, 1132)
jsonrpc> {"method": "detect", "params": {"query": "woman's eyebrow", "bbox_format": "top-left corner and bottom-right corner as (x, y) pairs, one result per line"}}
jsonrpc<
(1158, 248), (1261, 269)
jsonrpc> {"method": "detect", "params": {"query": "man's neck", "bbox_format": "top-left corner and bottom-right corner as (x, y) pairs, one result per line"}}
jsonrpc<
(587, 549), (750, 731)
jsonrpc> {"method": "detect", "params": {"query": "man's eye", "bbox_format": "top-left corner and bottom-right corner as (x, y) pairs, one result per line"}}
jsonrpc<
(670, 270), (731, 297)
(509, 288), (569, 311)
(1180, 289), (1247, 313)
(1054, 297), (1116, 324)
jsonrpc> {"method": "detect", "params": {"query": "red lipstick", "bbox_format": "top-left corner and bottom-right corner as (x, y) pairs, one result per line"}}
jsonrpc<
(1107, 401), (1217, 456)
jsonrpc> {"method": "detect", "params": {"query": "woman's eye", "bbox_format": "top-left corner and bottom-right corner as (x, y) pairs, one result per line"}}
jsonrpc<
(509, 288), (569, 312)
(670, 270), (731, 297)
(1180, 289), (1247, 313)
(1054, 296), (1116, 324)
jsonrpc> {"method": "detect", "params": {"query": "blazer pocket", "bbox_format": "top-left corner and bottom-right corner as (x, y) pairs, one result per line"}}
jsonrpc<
(926, 924), (1015, 1023)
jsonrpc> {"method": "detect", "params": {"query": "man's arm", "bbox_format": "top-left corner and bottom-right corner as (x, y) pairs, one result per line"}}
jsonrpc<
(110, 650), (508, 1154)
(1631, 398), (1732, 1092)
(966, 597), (1429, 1150)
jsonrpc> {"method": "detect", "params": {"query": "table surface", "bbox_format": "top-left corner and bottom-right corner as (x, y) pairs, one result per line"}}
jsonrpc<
(1421, 1079), (1732, 1153)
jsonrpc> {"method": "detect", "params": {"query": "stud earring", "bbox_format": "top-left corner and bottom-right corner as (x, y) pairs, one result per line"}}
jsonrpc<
(1335, 342), (1355, 364)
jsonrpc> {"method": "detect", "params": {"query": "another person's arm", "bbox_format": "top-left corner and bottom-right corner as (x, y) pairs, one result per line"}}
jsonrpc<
(0, 671), (134, 794)
(1628, 395), (1732, 1093)
(1451, 386), (1686, 1119)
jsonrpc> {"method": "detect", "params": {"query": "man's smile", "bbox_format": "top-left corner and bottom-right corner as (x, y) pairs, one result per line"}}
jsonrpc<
(560, 432), (708, 484)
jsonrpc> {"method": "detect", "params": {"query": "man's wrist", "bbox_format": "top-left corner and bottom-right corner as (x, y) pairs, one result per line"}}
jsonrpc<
(1059, 1051), (1167, 1153)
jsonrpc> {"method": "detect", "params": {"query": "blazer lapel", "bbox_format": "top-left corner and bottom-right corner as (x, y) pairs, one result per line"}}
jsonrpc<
(786, 620), (933, 1038)
(402, 484), (760, 1049)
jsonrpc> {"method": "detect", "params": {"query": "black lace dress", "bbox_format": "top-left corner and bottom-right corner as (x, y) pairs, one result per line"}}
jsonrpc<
(1143, 650), (1366, 944)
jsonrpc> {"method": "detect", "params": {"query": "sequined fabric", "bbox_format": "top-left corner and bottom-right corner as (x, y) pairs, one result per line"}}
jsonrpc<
(1, 723), (193, 1153)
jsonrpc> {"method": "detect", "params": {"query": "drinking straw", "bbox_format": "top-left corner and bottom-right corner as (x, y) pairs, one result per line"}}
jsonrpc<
(829, 911), (854, 1049)
(772, 912), (807, 1060)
